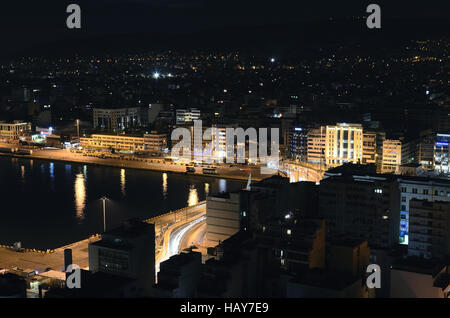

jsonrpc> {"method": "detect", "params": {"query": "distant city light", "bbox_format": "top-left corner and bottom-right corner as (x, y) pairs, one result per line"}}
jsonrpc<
(152, 72), (160, 79)
(270, 58), (275, 63)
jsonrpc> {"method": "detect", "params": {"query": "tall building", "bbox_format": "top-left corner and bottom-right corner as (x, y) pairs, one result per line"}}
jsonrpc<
(408, 199), (450, 260)
(307, 126), (326, 166)
(319, 165), (400, 249)
(362, 131), (377, 165)
(205, 192), (241, 246)
(289, 127), (309, 161)
(381, 138), (418, 174)
(434, 133), (450, 174)
(398, 176), (450, 245)
(88, 219), (155, 296)
(325, 123), (363, 167)
(418, 130), (436, 171)
(93, 107), (144, 132)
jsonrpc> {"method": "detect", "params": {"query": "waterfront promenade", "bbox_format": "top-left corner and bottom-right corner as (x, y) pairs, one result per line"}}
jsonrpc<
(0, 144), (270, 182)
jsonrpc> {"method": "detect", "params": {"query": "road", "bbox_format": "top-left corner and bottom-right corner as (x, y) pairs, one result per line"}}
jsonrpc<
(0, 145), (271, 182)
(155, 214), (206, 273)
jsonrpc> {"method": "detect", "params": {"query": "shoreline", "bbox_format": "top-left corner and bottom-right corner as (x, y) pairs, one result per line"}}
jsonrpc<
(0, 151), (264, 182)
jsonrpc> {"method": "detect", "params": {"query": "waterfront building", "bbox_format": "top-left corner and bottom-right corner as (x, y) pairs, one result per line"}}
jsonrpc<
(80, 134), (146, 152)
(143, 131), (168, 153)
(0, 121), (31, 142)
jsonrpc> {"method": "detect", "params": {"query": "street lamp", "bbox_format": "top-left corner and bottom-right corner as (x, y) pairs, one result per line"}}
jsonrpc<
(76, 119), (80, 141)
(100, 196), (107, 232)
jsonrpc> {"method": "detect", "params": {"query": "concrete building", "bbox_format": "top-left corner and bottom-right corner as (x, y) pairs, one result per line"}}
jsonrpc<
(80, 134), (145, 152)
(319, 164), (400, 249)
(152, 251), (202, 298)
(398, 176), (450, 245)
(0, 121), (31, 141)
(256, 218), (326, 273)
(176, 108), (201, 125)
(289, 126), (309, 161)
(143, 131), (167, 153)
(327, 237), (370, 277)
(362, 131), (377, 166)
(325, 123), (363, 168)
(93, 107), (144, 132)
(205, 192), (240, 246)
(408, 199), (450, 260)
(381, 138), (418, 174)
(418, 130), (436, 171)
(307, 126), (326, 166)
(88, 219), (155, 296)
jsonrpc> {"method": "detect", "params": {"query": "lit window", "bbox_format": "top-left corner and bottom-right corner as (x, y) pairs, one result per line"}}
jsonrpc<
(287, 229), (292, 236)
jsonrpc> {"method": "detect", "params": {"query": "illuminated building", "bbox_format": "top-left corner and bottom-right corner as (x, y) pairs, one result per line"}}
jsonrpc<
(325, 123), (363, 167)
(307, 126), (326, 166)
(381, 138), (418, 174)
(93, 107), (144, 132)
(0, 121), (31, 141)
(80, 134), (146, 152)
(176, 108), (201, 125)
(289, 127), (308, 161)
(143, 131), (168, 153)
(381, 140), (402, 173)
(362, 131), (377, 165)
(434, 133), (450, 174)
(362, 131), (385, 172)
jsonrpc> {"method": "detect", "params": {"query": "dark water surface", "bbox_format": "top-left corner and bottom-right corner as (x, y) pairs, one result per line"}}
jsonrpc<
(0, 156), (245, 249)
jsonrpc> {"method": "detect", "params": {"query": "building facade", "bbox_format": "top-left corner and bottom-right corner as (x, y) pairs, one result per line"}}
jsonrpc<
(93, 107), (144, 132)
(324, 123), (363, 168)
(0, 121), (31, 141)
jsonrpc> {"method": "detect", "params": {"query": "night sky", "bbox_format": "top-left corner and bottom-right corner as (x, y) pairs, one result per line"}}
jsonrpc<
(0, 0), (449, 57)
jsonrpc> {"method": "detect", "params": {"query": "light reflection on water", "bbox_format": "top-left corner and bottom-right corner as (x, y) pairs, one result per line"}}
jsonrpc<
(188, 185), (199, 206)
(204, 183), (210, 196)
(120, 169), (126, 197)
(74, 173), (86, 221)
(162, 172), (168, 198)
